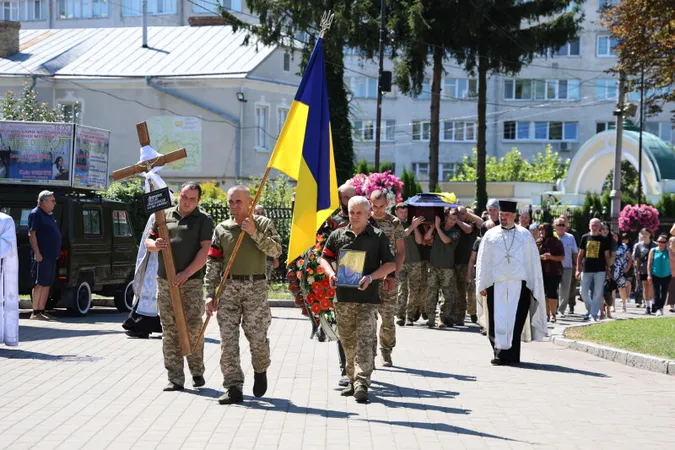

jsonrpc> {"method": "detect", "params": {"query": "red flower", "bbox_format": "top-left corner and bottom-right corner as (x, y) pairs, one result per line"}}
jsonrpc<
(320, 299), (332, 310)
(317, 234), (325, 242)
(296, 271), (303, 279)
(327, 288), (335, 298)
(309, 253), (315, 261)
(316, 289), (326, 301)
(307, 292), (316, 302)
(320, 277), (331, 288)
(311, 302), (322, 314)
(307, 268), (314, 275)
(316, 266), (324, 275)
(312, 282), (322, 293)
(315, 243), (322, 250)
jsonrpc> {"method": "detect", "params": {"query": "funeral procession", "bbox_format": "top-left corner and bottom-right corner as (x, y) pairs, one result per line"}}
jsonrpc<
(1, 1), (674, 449)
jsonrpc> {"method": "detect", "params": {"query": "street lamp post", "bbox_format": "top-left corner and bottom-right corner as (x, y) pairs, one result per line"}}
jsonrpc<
(373, 0), (386, 172)
(611, 71), (627, 218)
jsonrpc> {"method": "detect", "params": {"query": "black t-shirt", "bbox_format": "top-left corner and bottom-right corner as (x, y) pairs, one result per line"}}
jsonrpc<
(580, 233), (611, 273)
(455, 223), (479, 264)
(472, 237), (482, 253)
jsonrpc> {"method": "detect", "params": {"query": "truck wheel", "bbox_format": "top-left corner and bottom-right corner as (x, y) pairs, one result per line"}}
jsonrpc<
(114, 281), (134, 313)
(67, 281), (92, 316)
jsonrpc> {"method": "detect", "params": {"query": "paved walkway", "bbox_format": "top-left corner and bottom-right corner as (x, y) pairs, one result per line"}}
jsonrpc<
(0, 305), (673, 450)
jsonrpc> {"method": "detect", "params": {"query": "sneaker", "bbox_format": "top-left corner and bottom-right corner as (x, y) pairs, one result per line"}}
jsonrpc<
(396, 319), (405, 327)
(163, 382), (184, 392)
(338, 376), (350, 387)
(30, 312), (47, 321)
(381, 353), (393, 367)
(218, 386), (243, 405)
(582, 314), (590, 321)
(470, 314), (478, 324)
(192, 376), (206, 388)
(590, 317), (597, 323)
(126, 331), (150, 339)
(655, 309), (663, 317)
(669, 308), (675, 313)
(40, 311), (55, 321)
(645, 307), (652, 315)
(353, 385), (368, 403)
(611, 306), (616, 313)
(253, 371), (267, 398)
(341, 383), (354, 397)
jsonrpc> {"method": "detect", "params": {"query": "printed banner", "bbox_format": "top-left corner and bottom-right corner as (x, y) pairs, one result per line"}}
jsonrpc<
(0, 121), (74, 186)
(146, 116), (201, 172)
(73, 125), (111, 191)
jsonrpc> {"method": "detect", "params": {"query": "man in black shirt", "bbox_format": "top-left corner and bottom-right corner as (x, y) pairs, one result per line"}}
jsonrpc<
(576, 218), (611, 322)
(320, 196), (395, 403)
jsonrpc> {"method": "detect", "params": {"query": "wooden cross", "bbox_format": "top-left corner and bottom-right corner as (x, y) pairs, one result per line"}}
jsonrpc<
(113, 122), (192, 356)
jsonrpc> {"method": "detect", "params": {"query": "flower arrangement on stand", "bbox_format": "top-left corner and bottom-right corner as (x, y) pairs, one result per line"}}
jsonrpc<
(618, 204), (660, 234)
(346, 171), (404, 207)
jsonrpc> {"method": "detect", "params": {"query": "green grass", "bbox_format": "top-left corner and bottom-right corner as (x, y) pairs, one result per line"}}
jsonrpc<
(268, 282), (293, 300)
(564, 318), (675, 360)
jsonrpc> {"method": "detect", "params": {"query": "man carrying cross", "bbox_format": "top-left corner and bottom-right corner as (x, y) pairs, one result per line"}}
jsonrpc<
(475, 200), (547, 366)
(146, 182), (214, 391)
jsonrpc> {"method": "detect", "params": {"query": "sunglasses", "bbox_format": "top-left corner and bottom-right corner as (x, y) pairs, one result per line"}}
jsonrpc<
(658, 241), (667, 244)
(554, 224), (565, 227)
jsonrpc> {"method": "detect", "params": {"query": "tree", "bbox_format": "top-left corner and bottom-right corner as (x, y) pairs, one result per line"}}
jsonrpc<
(0, 83), (75, 122)
(603, 159), (646, 206)
(219, 2), (384, 185)
(400, 166), (423, 200)
(452, 146), (569, 182)
(354, 158), (394, 175)
(449, 1), (583, 212)
(602, 0), (675, 118)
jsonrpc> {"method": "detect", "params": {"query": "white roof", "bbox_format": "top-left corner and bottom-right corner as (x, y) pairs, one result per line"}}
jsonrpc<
(0, 26), (277, 78)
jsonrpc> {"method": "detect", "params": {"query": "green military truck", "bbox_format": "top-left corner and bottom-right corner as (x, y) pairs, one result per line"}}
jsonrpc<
(0, 186), (138, 316)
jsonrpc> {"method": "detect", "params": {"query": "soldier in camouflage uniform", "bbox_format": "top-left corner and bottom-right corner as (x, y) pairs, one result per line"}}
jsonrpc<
(394, 203), (426, 325)
(369, 190), (405, 367)
(425, 209), (461, 328)
(319, 196), (396, 403)
(145, 182), (214, 392)
(205, 185), (282, 405)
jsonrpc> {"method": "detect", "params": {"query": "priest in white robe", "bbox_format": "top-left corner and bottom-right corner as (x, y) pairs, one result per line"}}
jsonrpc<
(0, 212), (19, 347)
(475, 200), (547, 366)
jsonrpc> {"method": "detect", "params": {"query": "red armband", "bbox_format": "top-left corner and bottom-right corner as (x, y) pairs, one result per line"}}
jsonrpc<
(208, 246), (223, 258)
(322, 247), (335, 258)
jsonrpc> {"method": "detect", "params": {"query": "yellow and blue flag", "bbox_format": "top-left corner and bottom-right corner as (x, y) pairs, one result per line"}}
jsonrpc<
(267, 38), (339, 262)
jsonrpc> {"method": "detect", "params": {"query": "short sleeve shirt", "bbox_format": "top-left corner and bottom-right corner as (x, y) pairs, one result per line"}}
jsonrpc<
(455, 223), (479, 264)
(28, 206), (62, 260)
(429, 226), (461, 269)
(322, 224), (395, 304)
(539, 238), (564, 277)
(150, 206), (214, 280)
(580, 233), (611, 273)
(559, 232), (579, 269)
(633, 241), (656, 275)
(401, 220), (421, 263)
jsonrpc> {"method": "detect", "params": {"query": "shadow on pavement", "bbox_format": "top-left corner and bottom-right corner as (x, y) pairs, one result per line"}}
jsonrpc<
(519, 362), (609, 377)
(369, 394), (471, 416)
(190, 387), (222, 399)
(370, 380), (459, 400)
(246, 397), (356, 419)
(20, 309), (127, 325)
(17, 325), (123, 342)
(0, 348), (102, 362)
(393, 366), (477, 382)
(363, 419), (528, 443)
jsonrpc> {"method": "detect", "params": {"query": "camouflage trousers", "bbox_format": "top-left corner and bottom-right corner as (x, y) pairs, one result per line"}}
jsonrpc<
(426, 266), (458, 325)
(376, 282), (397, 356)
(216, 279), (271, 390)
(397, 262), (427, 320)
(335, 302), (377, 388)
(157, 278), (205, 386)
(454, 264), (476, 318)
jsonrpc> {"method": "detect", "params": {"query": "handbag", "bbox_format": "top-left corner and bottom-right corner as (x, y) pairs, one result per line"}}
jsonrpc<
(604, 278), (617, 293)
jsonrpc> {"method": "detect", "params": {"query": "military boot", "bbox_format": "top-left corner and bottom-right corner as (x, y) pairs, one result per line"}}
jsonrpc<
(218, 386), (244, 405)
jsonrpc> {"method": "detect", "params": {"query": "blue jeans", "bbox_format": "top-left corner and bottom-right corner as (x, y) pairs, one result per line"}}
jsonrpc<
(581, 271), (605, 319)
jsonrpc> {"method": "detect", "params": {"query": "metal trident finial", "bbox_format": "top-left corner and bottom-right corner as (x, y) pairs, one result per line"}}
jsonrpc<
(319, 11), (335, 39)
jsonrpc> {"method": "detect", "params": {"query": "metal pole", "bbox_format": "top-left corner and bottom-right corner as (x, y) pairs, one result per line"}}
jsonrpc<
(611, 71), (626, 218)
(373, 0), (385, 172)
(142, 0), (148, 48)
(637, 65), (645, 202)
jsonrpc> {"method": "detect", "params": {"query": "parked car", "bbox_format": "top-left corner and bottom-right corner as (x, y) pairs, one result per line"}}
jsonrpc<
(0, 186), (138, 316)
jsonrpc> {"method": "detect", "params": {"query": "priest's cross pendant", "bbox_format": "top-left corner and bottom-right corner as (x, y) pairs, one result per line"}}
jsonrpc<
(505, 253), (512, 264)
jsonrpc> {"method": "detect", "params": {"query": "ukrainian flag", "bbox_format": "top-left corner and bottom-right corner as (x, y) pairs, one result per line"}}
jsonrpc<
(267, 38), (339, 263)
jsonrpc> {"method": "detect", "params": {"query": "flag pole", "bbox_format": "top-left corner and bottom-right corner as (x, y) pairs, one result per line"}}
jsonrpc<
(193, 11), (335, 352)
(193, 167), (272, 352)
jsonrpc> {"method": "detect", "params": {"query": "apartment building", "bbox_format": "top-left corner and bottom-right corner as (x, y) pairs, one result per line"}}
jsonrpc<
(346, 0), (674, 182)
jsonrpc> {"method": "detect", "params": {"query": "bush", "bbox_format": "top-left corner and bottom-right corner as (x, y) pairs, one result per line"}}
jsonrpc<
(655, 194), (675, 218)
(400, 166), (423, 200)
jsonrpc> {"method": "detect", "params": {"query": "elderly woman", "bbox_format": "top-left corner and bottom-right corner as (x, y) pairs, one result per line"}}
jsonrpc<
(537, 223), (564, 323)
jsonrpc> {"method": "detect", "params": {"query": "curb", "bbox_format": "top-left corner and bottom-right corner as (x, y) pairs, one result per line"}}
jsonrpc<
(551, 321), (675, 376)
(20, 298), (298, 310)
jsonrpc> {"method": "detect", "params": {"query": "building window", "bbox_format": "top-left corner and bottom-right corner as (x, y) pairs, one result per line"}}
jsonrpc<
(283, 53), (291, 72)
(597, 35), (618, 57)
(504, 79), (580, 100)
(596, 121), (616, 133)
(192, 0), (239, 14)
(352, 120), (395, 142)
(123, 0), (177, 16)
(58, 0), (110, 19)
(0, 0), (44, 20)
(595, 79), (618, 100)
(59, 102), (81, 124)
(552, 39), (581, 57)
(412, 163), (429, 181)
(413, 80), (431, 100)
(442, 121), (477, 141)
(443, 78), (477, 99)
(504, 121), (577, 141)
(645, 122), (674, 143)
(440, 163), (457, 182)
(348, 76), (378, 99)
(412, 121), (431, 141)
(277, 107), (288, 136)
(255, 105), (269, 150)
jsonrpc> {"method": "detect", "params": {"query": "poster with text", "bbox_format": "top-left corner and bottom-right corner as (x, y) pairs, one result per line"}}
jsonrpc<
(0, 121), (74, 186)
(72, 125), (111, 191)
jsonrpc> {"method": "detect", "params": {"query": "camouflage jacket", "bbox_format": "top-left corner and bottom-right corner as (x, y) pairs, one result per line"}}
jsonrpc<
(372, 213), (405, 255)
(204, 215), (282, 299)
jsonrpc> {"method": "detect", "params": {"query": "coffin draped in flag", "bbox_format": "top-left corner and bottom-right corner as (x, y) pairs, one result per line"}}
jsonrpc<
(266, 38), (339, 263)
